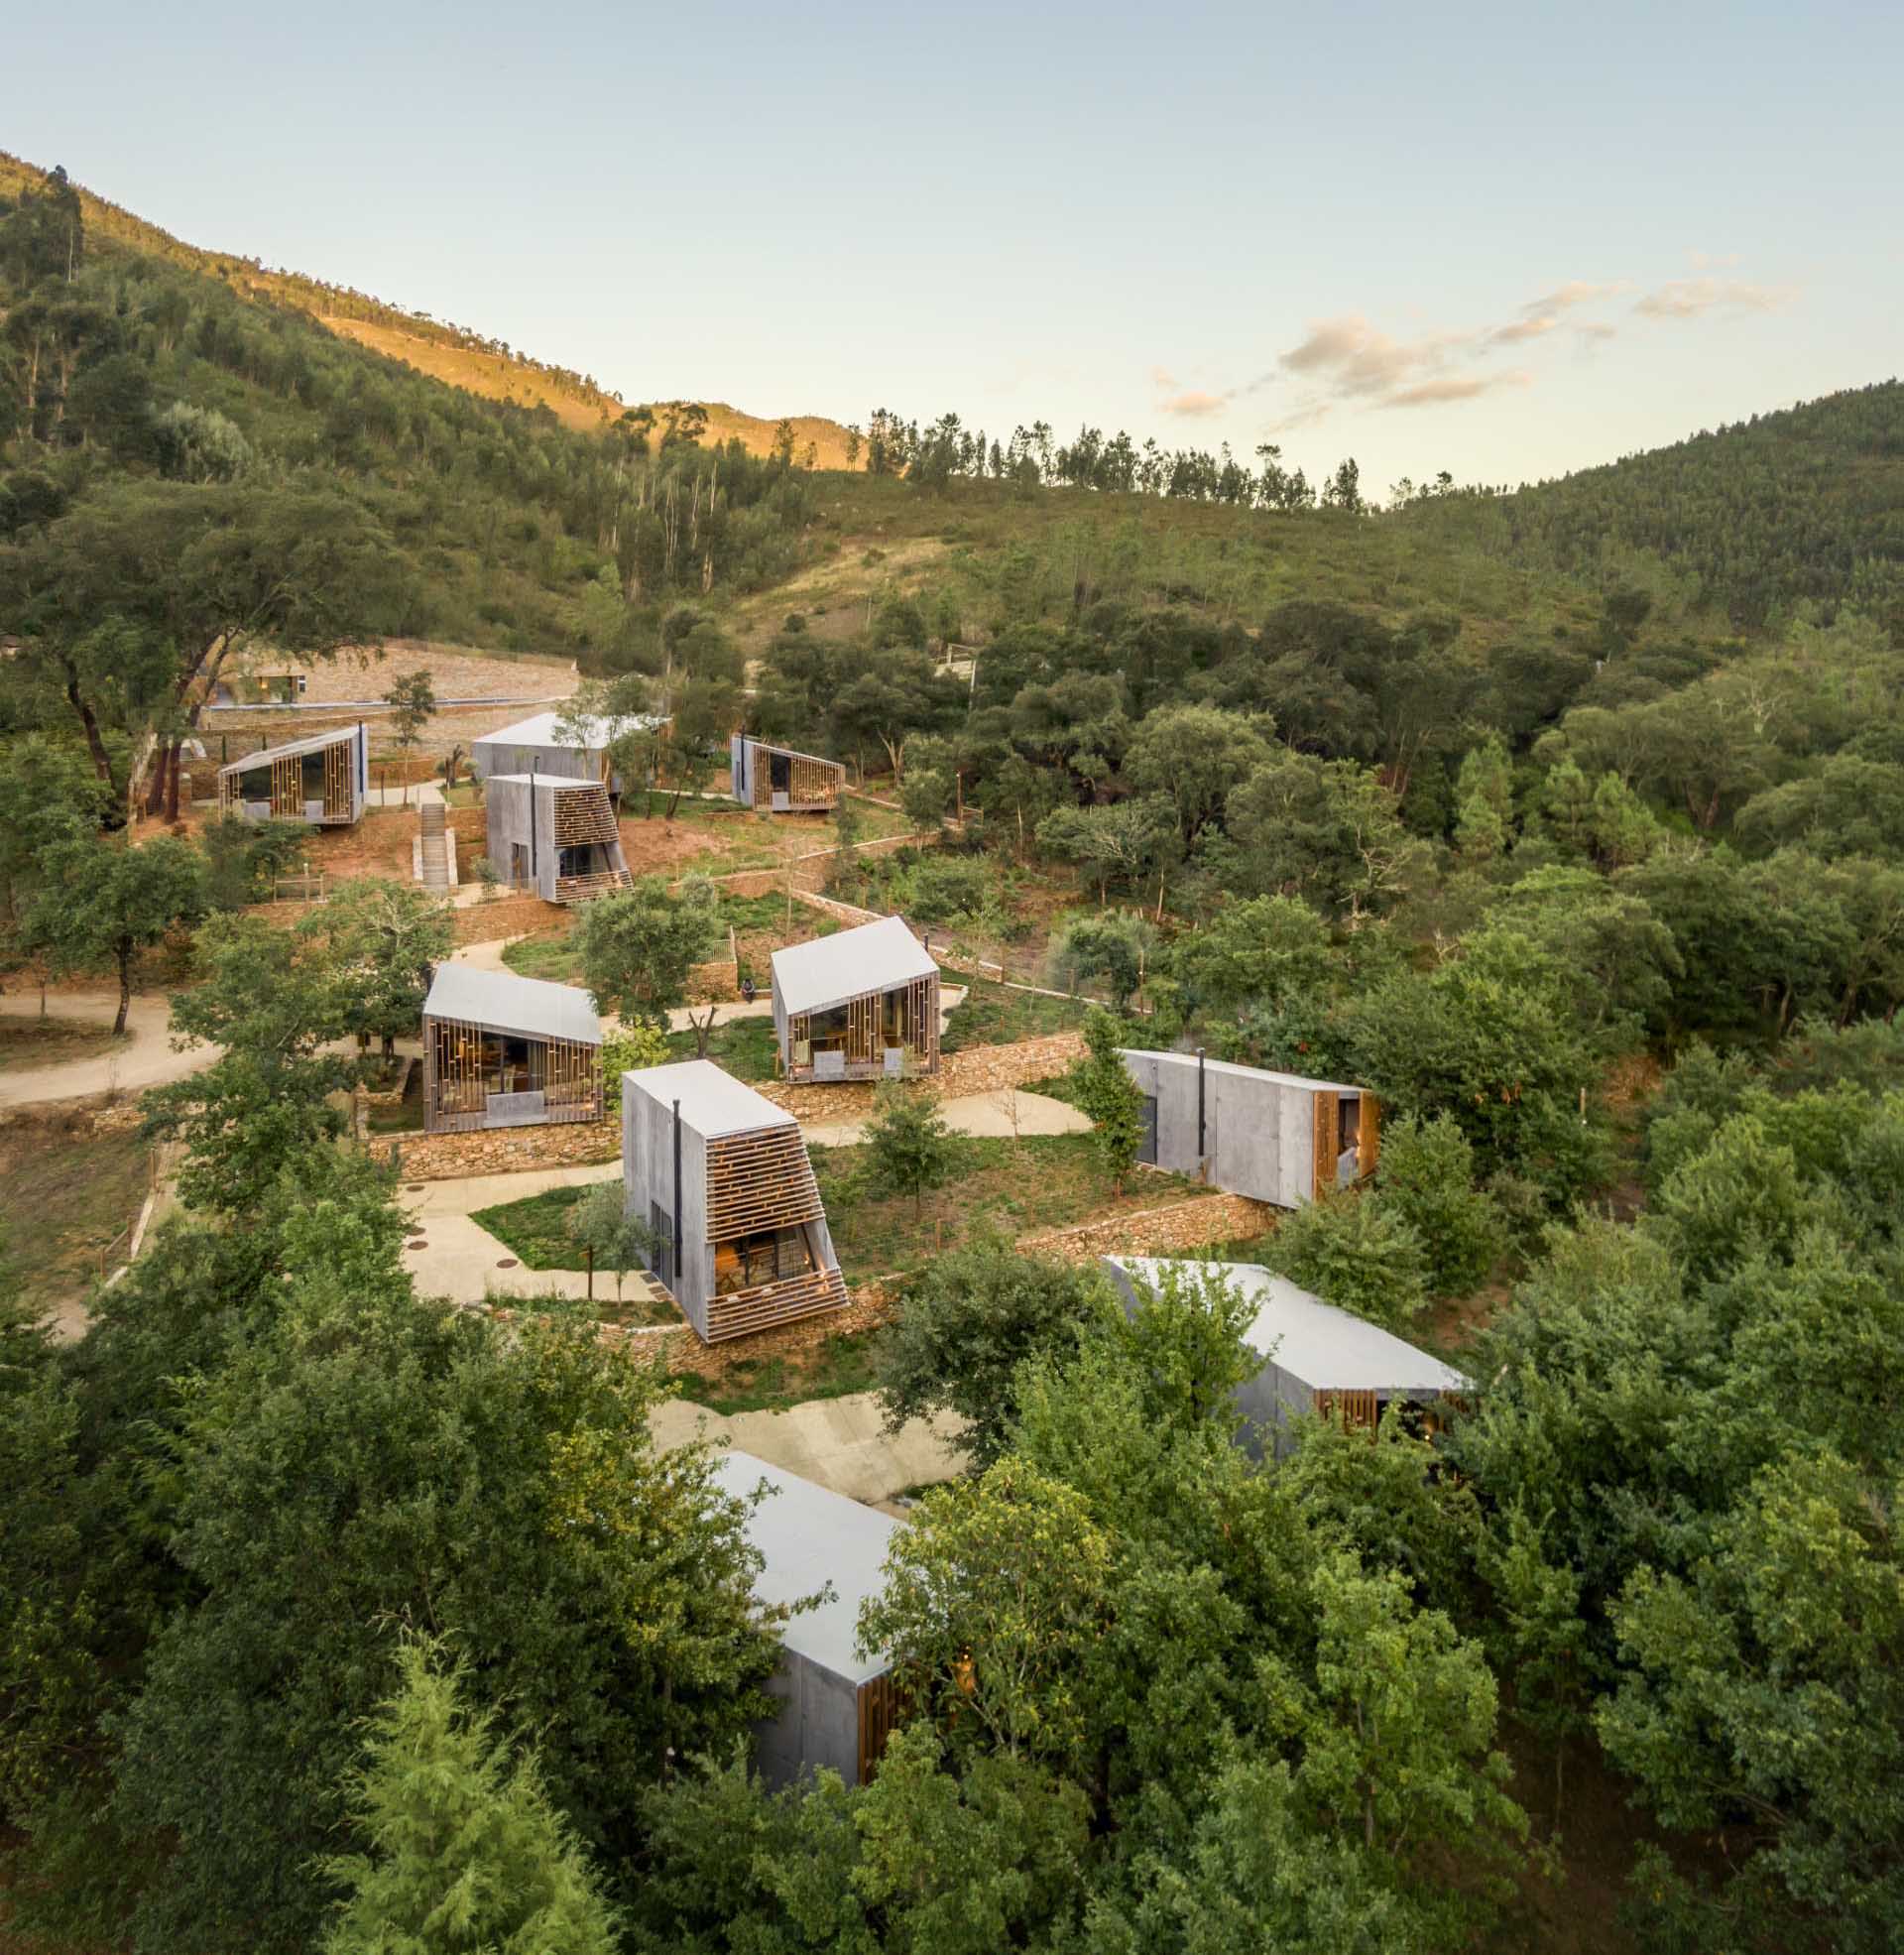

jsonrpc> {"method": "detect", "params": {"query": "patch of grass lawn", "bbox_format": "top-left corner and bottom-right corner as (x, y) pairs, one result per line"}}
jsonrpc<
(668, 1326), (884, 1414)
(938, 977), (1087, 1054)
(0, 1117), (150, 1332)
(470, 1179), (619, 1268)
(664, 1015), (778, 1081)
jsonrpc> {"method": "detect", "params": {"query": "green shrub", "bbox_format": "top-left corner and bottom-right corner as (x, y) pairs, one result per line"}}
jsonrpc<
(1266, 1190), (1430, 1327)
(1373, 1113), (1502, 1295)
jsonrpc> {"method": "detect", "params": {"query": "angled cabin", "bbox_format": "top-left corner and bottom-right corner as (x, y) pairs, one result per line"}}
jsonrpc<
(730, 736), (845, 813)
(1117, 1049), (1378, 1208)
(484, 774), (632, 905)
(216, 721), (367, 826)
(622, 1059), (848, 1342)
(771, 916), (940, 1084)
(1103, 1257), (1470, 1462)
(472, 708), (658, 799)
(710, 1451), (900, 1787)
(420, 964), (603, 1134)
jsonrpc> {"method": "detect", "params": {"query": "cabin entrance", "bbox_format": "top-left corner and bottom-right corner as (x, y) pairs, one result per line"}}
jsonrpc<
(510, 843), (530, 889)
(1138, 1094), (1158, 1165)
(770, 749), (791, 810)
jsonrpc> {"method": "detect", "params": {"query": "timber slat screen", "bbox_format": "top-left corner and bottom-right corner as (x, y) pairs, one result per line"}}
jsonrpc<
(703, 1264), (849, 1343)
(784, 974), (939, 1083)
(705, 1128), (826, 1238)
(322, 736), (351, 817)
(1358, 1096), (1380, 1179)
(856, 1675), (902, 1784)
(422, 1014), (602, 1134)
(218, 729), (357, 822)
(555, 869), (634, 903)
(748, 745), (845, 809)
(1311, 1089), (1340, 1203)
(552, 785), (618, 847)
(1313, 1388), (1382, 1432)
(788, 755), (843, 806)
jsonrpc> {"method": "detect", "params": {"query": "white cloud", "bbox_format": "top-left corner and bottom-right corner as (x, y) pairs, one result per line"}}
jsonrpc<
(1634, 277), (1797, 319)
(1158, 389), (1228, 418)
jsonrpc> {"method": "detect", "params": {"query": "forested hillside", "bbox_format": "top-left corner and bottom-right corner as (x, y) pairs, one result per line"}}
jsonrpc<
(1411, 380), (1904, 633)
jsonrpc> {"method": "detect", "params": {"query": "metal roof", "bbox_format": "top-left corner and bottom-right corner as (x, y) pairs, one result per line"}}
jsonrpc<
(473, 709), (658, 752)
(1119, 1048), (1364, 1098)
(741, 737), (842, 771)
(215, 722), (362, 778)
(622, 1058), (796, 1139)
(711, 1451), (898, 1684)
(1105, 1257), (1470, 1397)
(421, 963), (603, 1044)
(771, 916), (939, 1019)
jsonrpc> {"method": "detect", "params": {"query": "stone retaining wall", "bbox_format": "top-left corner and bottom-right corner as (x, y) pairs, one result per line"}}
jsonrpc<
(754, 1031), (1086, 1123)
(451, 894), (565, 944)
(371, 1116), (619, 1180)
(1016, 1189), (1279, 1264)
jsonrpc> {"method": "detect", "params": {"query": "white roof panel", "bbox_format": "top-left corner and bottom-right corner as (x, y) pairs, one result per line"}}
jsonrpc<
(744, 737), (841, 771)
(473, 709), (659, 752)
(623, 1058), (795, 1139)
(216, 722), (361, 778)
(1107, 1257), (1470, 1398)
(771, 916), (939, 1019)
(422, 963), (602, 1044)
(1119, 1048), (1364, 1098)
(712, 1451), (899, 1684)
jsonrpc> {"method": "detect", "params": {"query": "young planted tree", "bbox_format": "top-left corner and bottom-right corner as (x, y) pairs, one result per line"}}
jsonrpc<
(315, 878), (453, 1064)
(565, 1181), (656, 1304)
(1071, 1009), (1147, 1196)
(573, 879), (722, 1030)
(861, 1084), (962, 1217)
(20, 829), (206, 1035)
(321, 1638), (620, 1955)
(382, 670), (436, 805)
(597, 1023), (672, 1113)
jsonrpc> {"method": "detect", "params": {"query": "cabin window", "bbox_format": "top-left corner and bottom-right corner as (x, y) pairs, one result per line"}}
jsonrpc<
(713, 1226), (813, 1294)
(649, 1202), (674, 1285)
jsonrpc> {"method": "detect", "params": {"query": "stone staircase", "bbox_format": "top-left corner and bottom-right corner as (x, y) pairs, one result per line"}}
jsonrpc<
(417, 801), (451, 892)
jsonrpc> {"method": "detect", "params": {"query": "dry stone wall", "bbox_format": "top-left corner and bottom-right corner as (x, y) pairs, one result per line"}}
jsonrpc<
(1017, 1190), (1278, 1264)
(372, 1116), (620, 1180)
(753, 1031), (1086, 1123)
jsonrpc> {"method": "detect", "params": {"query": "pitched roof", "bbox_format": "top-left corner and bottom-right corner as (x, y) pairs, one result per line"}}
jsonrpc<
(421, 963), (602, 1044)
(473, 709), (658, 752)
(710, 1451), (898, 1684)
(1105, 1257), (1470, 1398)
(215, 721), (362, 778)
(622, 1058), (795, 1139)
(742, 737), (842, 771)
(770, 916), (939, 1019)
(1118, 1048), (1364, 1097)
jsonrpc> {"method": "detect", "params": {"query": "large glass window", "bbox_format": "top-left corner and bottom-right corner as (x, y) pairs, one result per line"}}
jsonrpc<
(713, 1225), (813, 1295)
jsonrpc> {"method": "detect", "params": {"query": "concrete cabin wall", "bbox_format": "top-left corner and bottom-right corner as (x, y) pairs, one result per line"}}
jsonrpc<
(622, 1086), (713, 1336)
(473, 738), (622, 796)
(753, 1650), (868, 1788)
(1120, 1050), (1363, 1210)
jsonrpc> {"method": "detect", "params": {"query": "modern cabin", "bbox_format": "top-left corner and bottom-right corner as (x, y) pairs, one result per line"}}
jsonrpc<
(215, 722), (368, 826)
(1117, 1049), (1379, 1207)
(484, 773), (632, 905)
(710, 1450), (901, 1787)
(622, 1059), (848, 1342)
(420, 964), (603, 1134)
(730, 736), (846, 813)
(472, 709), (658, 798)
(1103, 1257), (1470, 1461)
(771, 916), (941, 1084)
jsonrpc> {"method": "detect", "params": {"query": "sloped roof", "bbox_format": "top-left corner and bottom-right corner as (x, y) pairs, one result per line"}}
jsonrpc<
(742, 736), (842, 771)
(473, 709), (658, 752)
(1105, 1257), (1470, 1398)
(215, 721), (362, 778)
(422, 963), (602, 1044)
(1119, 1048), (1364, 1098)
(771, 916), (939, 1019)
(711, 1451), (898, 1684)
(622, 1058), (795, 1139)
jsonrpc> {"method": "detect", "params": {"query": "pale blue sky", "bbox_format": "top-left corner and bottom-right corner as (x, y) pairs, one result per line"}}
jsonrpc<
(11, 1), (1900, 489)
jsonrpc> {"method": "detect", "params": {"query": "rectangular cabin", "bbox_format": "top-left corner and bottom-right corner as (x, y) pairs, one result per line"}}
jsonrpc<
(484, 774), (632, 905)
(1117, 1049), (1379, 1208)
(710, 1451), (901, 1787)
(472, 708), (658, 800)
(772, 916), (941, 1084)
(1103, 1257), (1470, 1462)
(216, 722), (367, 827)
(420, 965), (603, 1134)
(730, 736), (845, 813)
(622, 1059), (848, 1342)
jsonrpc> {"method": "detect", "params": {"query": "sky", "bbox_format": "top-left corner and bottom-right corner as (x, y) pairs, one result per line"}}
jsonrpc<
(10, 1), (1901, 492)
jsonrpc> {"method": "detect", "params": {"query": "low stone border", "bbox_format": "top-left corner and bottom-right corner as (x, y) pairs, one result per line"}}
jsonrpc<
(371, 1117), (620, 1180)
(755, 1031), (1087, 1123)
(1016, 1189), (1279, 1264)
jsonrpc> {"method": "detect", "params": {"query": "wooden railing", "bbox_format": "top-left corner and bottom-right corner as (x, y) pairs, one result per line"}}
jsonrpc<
(704, 1264), (848, 1342)
(555, 868), (633, 904)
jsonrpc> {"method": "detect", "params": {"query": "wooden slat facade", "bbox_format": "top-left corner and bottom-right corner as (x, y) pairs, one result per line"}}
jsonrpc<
(748, 744), (846, 811)
(552, 784), (618, 847)
(784, 973), (940, 1083)
(1311, 1089), (1340, 1203)
(705, 1127), (826, 1239)
(1313, 1388), (1383, 1432)
(703, 1263), (849, 1343)
(856, 1674), (902, 1784)
(1358, 1094), (1380, 1179)
(421, 1012), (603, 1134)
(218, 727), (359, 823)
(555, 868), (634, 904)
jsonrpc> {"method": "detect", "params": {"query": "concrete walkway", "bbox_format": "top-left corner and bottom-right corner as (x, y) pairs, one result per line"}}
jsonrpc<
(802, 1085), (1090, 1149)
(365, 783), (445, 809)
(0, 990), (217, 1110)
(650, 1392), (967, 1506)
(397, 1162), (653, 1306)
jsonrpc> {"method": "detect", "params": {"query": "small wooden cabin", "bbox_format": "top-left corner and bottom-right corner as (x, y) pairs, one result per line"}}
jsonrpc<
(216, 722), (367, 827)
(730, 736), (845, 813)
(622, 1059), (848, 1342)
(484, 773), (632, 905)
(420, 964), (603, 1134)
(710, 1450), (901, 1787)
(472, 708), (658, 798)
(771, 916), (940, 1084)
(1103, 1257), (1469, 1461)
(1117, 1049), (1378, 1207)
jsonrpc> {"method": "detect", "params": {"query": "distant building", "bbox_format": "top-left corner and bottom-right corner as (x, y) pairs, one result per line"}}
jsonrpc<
(770, 916), (941, 1084)
(730, 736), (845, 812)
(472, 708), (658, 797)
(1117, 1049), (1378, 1208)
(215, 722), (367, 827)
(710, 1450), (901, 1787)
(1102, 1256), (1469, 1460)
(622, 1059), (848, 1342)
(420, 964), (603, 1134)
(484, 773), (632, 904)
